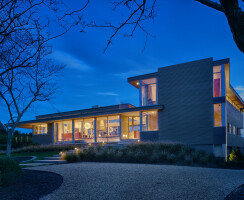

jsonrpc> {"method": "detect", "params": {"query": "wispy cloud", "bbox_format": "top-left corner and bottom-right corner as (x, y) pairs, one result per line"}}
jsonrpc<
(53, 51), (92, 71)
(96, 92), (119, 96)
(235, 86), (244, 99)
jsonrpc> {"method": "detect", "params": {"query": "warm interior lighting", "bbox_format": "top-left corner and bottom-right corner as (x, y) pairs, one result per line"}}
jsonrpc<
(84, 122), (91, 129)
(136, 82), (139, 85)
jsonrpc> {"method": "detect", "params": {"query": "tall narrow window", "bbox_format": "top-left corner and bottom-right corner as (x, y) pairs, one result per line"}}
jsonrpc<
(214, 104), (222, 127)
(141, 78), (157, 106)
(213, 65), (222, 97)
(233, 126), (236, 135)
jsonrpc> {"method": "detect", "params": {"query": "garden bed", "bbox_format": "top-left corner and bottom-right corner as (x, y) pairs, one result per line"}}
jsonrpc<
(62, 143), (244, 169)
(0, 169), (63, 200)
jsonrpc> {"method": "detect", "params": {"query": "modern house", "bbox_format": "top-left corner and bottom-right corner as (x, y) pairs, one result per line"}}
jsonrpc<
(18, 58), (244, 157)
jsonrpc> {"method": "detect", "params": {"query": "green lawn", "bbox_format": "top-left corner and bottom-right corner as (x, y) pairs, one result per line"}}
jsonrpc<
(0, 151), (60, 160)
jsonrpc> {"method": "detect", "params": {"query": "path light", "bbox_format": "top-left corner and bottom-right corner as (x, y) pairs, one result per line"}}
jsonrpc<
(138, 139), (140, 143)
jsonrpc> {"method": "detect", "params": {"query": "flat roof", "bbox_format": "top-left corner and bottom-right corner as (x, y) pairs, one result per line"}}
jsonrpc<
(18, 104), (164, 129)
(36, 103), (135, 120)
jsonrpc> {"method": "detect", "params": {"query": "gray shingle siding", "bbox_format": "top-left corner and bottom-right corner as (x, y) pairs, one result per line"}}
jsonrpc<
(157, 58), (214, 144)
(227, 100), (243, 129)
(32, 123), (53, 144)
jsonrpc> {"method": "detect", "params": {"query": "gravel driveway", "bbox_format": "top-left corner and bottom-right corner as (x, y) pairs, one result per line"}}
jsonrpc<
(29, 162), (244, 200)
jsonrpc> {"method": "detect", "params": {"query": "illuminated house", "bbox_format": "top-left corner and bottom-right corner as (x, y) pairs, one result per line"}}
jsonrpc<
(18, 58), (244, 157)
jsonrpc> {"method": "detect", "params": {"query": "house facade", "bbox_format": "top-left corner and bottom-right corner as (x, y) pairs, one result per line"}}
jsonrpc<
(18, 58), (244, 157)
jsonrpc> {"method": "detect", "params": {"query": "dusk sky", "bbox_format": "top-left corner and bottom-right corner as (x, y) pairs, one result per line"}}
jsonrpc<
(1, 0), (244, 127)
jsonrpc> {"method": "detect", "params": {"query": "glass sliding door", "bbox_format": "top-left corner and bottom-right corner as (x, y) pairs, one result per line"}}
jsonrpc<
(128, 116), (140, 139)
(96, 115), (120, 142)
(74, 118), (95, 143)
(55, 121), (73, 143)
(107, 115), (120, 142)
(83, 118), (95, 143)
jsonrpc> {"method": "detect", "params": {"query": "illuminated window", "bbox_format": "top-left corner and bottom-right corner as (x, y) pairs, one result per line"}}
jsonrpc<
(214, 104), (222, 127)
(141, 78), (157, 106)
(56, 121), (72, 142)
(213, 65), (222, 97)
(34, 124), (47, 134)
(142, 111), (158, 131)
(128, 116), (140, 139)
(233, 126), (236, 135)
(97, 115), (120, 142)
(74, 118), (95, 142)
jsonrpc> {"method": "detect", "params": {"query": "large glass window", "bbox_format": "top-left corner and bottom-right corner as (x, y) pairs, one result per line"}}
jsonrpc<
(141, 78), (157, 106)
(142, 111), (158, 131)
(214, 104), (222, 127)
(34, 124), (47, 134)
(56, 121), (73, 142)
(74, 118), (95, 143)
(213, 65), (221, 97)
(97, 115), (120, 142)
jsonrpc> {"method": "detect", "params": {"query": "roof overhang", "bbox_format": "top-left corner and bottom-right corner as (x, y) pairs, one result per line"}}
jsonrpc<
(224, 62), (244, 111)
(127, 72), (158, 89)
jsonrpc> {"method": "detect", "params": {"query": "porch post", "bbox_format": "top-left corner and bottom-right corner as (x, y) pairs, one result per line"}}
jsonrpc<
(139, 111), (142, 141)
(119, 114), (122, 141)
(52, 122), (55, 144)
(72, 120), (75, 143)
(32, 125), (35, 135)
(94, 118), (97, 143)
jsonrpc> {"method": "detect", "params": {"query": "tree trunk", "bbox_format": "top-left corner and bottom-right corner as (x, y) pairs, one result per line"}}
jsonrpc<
(220, 0), (244, 53)
(6, 129), (14, 158)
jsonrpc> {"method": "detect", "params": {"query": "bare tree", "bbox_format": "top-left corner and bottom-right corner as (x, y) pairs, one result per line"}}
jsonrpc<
(0, 0), (89, 157)
(0, 0), (89, 77)
(0, 29), (64, 157)
(91, 0), (244, 54)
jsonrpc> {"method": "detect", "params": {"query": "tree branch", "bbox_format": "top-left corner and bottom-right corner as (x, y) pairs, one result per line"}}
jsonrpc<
(195, 0), (224, 12)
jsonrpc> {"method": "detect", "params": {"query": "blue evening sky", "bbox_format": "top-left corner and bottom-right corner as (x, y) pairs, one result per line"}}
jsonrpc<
(1, 0), (244, 128)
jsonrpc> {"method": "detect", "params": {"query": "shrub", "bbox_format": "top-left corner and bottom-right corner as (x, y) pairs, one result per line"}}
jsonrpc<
(149, 153), (159, 163)
(183, 146), (195, 155)
(16, 144), (85, 153)
(159, 151), (168, 162)
(78, 151), (85, 161)
(229, 149), (242, 162)
(184, 156), (193, 165)
(62, 153), (78, 163)
(167, 154), (176, 164)
(134, 150), (148, 163)
(192, 152), (201, 163)
(0, 158), (21, 185)
(84, 147), (96, 161)
(199, 155), (209, 165)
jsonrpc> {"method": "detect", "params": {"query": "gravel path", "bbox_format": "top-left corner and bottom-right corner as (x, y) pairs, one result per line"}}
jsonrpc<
(29, 162), (244, 200)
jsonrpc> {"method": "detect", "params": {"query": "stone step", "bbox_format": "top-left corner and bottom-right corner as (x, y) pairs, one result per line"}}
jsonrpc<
(52, 154), (62, 157)
(34, 160), (67, 164)
(20, 163), (52, 167)
(44, 157), (61, 160)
